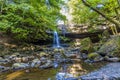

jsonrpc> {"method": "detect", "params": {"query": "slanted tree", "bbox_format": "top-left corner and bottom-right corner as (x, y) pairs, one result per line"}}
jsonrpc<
(68, 0), (120, 33)
(81, 0), (120, 28)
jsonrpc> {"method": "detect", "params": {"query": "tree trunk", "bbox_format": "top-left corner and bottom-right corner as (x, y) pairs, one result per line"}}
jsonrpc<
(81, 0), (120, 28)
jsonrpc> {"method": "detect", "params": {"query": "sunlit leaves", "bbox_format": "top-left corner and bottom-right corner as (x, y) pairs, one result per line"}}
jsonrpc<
(68, 0), (99, 24)
(0, 0), (65, 41)
(68, 0), (119, 24)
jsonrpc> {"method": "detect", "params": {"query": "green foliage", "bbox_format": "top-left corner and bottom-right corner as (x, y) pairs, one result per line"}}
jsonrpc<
(68, 0), (99, 24)
(68, 0), (119, 28)
(88, 52), (99, 59)
(60, 36), (70, 42)
(0, 0), (65, 42)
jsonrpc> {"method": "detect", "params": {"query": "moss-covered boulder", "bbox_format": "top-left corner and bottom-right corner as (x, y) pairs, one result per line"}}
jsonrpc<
(39, 52), (48, 57)
(88, 52), (103, 62)
(80, 38), (94, 53)
(101, 30), (110, 42)
(97, 36), (120, 56)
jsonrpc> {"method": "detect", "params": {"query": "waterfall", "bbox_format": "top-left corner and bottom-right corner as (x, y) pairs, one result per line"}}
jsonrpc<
(45, 0), (50, 9)
(53, 31), (60, 48)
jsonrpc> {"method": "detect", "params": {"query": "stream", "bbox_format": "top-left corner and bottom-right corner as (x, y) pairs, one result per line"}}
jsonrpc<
(0, 60), (107, 80)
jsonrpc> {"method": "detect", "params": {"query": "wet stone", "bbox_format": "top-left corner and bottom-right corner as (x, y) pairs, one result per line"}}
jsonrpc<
(80, 63), (120, 80)
(65, 77), (78, 80)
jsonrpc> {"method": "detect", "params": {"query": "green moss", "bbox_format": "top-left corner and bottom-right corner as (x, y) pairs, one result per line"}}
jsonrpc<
(88, 52), (100, 59)
(80, 38), (94, 53)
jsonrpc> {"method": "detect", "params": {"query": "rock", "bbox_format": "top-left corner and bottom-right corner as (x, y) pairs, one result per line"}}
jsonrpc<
(53, 61), (59, 68)
(84, 59), (94, 63)
(47, 78), (51, 80)
(101, 30), (110, 42)
(70, 48), (80, 54)
(80, 53), (88, 60)
(0, 58), (10, 64)
(10, 48), (17, 52)
(53, 48), (64, 52)
(21, 56), (29, 62)
(64, 48), (80, 58)
(65, 53), (76, 58)
(31, 59), (41, 67)
(12, 63), (29, 69)
(0, 66), (10, 72)
(25, 69), (30, 73)
(97, 36), (120, 56)
(40, 57), (47, 63)
(80, 63), (120, 80)
(104, 56), (120, 62)
(28, 55), (35, 60)
(9, 55), (17, 60)
(0, 57), (3, 60)
(58, 58), (72, 63)
(80, 38), (94, 52)
(13, 52), (20, 56)
(88, 52), (103, 62)
(65, 77), (78, 80)
(39, 60), (53, 69)
(88, 52), (99, 59)
(0, 66), (6, 72)
(4, 55), (10, 59)
(80, 76), (103, 80)
(39, 52), (48, 57)
(14, 57), (22, 63)
(56, 72), (73, 80)
(54, 53), (63, 63)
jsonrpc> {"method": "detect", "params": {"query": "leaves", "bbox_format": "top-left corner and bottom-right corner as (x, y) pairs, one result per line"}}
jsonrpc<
(0, 0), (65, 42)
(68, 0), (120, 27)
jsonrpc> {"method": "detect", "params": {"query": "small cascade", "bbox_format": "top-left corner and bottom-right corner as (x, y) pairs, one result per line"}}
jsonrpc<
(53, 31), (61, 48)
(45, 0), (50, 9)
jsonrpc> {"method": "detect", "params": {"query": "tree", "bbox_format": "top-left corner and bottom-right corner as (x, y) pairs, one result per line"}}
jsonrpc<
(81, 0), (120, 28)
(68, 0), (120, 33)
(0, 0), (65, 42)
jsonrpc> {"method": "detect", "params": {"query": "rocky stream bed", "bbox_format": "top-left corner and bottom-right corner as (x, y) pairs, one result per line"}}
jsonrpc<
(0, 35), (120, 80)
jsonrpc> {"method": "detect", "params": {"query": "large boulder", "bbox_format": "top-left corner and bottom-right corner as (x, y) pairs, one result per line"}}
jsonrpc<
(97, 36), (120, 56)
(80, 38), (94, 53)
(80, 63), (120, 80)
(83, 36), (120, 62)
(87, 52), (103, 62)
(12, 63), (29, 69)
(104, 56), (120, 62)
